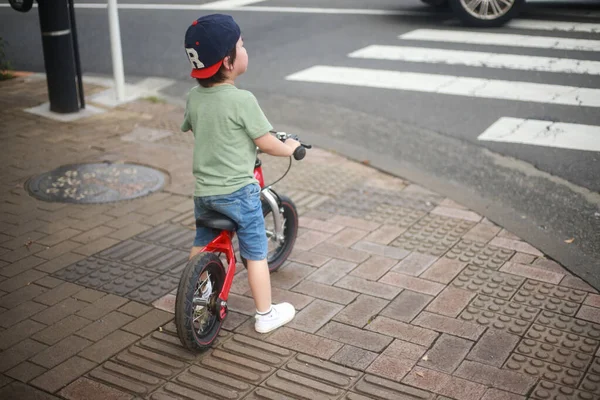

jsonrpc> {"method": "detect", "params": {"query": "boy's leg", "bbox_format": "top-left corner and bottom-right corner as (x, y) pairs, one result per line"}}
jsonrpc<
(245, 258), (272, 313)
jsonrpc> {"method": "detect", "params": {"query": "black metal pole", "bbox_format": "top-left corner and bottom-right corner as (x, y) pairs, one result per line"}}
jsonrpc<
(68, 0), (85, 109)
(37, 0), (79, 113)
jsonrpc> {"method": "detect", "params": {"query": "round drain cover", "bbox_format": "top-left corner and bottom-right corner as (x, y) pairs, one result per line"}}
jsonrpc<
(27, 162), (166, 204)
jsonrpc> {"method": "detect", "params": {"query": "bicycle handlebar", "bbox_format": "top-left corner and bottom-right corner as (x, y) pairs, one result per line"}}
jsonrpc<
(270, 131), (311, 161)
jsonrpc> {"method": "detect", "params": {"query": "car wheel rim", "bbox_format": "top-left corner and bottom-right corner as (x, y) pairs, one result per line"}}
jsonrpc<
(459, 0), (514, 20)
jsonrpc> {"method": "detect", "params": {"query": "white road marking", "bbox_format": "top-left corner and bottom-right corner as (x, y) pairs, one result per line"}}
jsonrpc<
(348, 45), (600, 75)
(400, 29), (600, 52)
(478, 117), (600, 152)
(285, 66), (600, 107)
(506, 19), (600, 33)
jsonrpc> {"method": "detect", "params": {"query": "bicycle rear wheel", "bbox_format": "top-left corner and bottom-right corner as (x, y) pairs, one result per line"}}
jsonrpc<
(175, 252), (225, 351)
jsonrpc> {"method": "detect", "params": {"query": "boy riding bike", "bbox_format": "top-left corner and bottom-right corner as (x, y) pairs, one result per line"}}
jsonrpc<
(181, 14), (301, 333)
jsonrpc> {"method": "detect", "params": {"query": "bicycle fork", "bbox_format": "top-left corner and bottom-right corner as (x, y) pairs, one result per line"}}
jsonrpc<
(262, 188), (285, 243)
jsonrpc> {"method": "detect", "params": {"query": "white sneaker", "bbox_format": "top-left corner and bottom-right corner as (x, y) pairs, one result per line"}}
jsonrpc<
(255, 303), (296, 333)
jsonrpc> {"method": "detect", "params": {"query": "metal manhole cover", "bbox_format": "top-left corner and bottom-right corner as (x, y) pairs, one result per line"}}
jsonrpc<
(27, 162), (166, 203)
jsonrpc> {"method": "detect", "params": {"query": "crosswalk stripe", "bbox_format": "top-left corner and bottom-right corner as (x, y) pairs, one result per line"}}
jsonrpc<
(505, 19), (600, 33)
(478, 117), (600, 152)
(285, 66), (600, 107)
(399, 29), (600, 52)
(348, 45), (600, 75)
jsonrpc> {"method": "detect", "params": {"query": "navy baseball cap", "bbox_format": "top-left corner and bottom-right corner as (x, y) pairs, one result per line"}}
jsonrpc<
(184, 14), (241, 79)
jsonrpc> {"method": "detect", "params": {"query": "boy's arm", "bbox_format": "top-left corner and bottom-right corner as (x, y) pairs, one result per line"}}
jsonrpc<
(254, 133), (300, 157)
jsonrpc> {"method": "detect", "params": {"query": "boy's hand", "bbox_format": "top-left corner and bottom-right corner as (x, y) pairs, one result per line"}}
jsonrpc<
(284, 138), (301, 151)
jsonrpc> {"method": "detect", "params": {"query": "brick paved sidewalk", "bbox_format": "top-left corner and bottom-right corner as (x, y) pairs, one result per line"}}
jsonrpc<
(1, 76), (600, 400)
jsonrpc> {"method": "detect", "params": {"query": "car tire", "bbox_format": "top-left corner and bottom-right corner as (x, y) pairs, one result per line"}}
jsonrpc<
(449, 0), (524, 27)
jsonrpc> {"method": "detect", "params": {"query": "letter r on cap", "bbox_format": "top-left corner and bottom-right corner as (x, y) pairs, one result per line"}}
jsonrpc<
(186, 48), (204, 69)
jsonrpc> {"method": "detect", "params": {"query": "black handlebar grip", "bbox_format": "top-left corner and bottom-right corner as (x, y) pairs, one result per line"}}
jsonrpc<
(293, 146), (306, 161)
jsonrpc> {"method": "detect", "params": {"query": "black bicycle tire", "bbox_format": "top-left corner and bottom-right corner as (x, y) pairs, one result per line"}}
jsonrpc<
(9, 0), (34, 12)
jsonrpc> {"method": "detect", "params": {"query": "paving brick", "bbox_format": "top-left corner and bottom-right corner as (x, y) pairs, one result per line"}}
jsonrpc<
(0, 300), (47, 328)
(367, 354), (415, 381)
(283, 353), (362, 389)
(353, 374), (435, 400)
(74, 311), (134, 341)
(59, 377), (133, 400)
(0, 374), (12, 389)
(79, 330), (139, 363)
(30, 356), (96, 393)
(366, 316), (439, 347)
(0, 283), (47, 309)
(270, 287), (314, 310)
(292, 280), (359, 305)
(33, 282), (84, 306)
(330, 345), (378, 371)
(481, 388), (525, 400)
(335, 275), (402, 300)
(431, 206), (482, 222)
(327, 228), (369, 247)
(351, 256), (397, 281)
(36, 252), (86, 274)
(455, 360), (537, 395)
(490, 237), (543, 256)
(308, 259), (357, 285)
(0, 319), (46, 350)
(0, 255), (45, 277)
(351, 241), (411, 260)
(152, 293), (176, 313)
(228, 293), (256, 316)
(467, 328), (519, 367)
(380, 272), (445, 296)
(560, 275), (598, 293)
(107, 222), (152, 241)
(76, 294), (129, 320)
(380, 290), (432, 322)
(0, 338), (48, 373)
(425, 287), (475, 318)
(73, 238), (120, 256)
(420, 258), (467, 284)
(223, 310), (249, 331)
(393, 252), (438, 276)
(71, 226), (115, 244)
(299, 217), (345, 234)
(295, 230), (333, 251)
(71, 288), (106, 303)
(37, 241), (82, 261)
(267, 327), (343, 359)
(32, 315), (93, 345)
(69, 214), (115, 232)
(1, 231), (47, 251)
(586, 294), (600, 308)
(402, 367), (487, 400)
(500, 261), (564, 284)
(463, 223), (501, 243)
(37, 229), (82, 247)
(413, 312), (486, 341)
(333, 294), (388, 328)
(0, 269), (47, 293)
(121, 308), (172, 336)
(318, 321), (392, 352)
(312, 242), (370, 263)
(34, 276), (64, 289)
(363, 225), (406, 245)
(288, 249), (331, 267)
(30, 335), (92, 369)
(0, 244), (47, 263)
(419, 334), (473, 373)
(383, 339), (428, 361)
(511, 253), (536, 265)
(270, 262), (316, 290)
(288, 299), (344, 333)
(5, 361), (47, 383)
(118, 301), (151, 317)
(328, 215), (381, 231)
(577, 306), (600, 324)
(31, 297), (88, 325)
(0, 381), (61, 400)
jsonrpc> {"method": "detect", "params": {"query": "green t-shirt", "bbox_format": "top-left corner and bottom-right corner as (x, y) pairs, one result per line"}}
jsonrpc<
(181, 84), (273, 197)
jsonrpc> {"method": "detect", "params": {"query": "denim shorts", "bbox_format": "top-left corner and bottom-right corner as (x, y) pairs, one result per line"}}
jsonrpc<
(193, 183), (267, 261)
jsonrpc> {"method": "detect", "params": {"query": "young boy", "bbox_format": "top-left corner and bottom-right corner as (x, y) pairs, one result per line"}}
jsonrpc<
(181, 14), (300, 333)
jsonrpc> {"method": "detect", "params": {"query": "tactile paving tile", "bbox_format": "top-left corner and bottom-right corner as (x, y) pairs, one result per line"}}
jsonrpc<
(445, 240), (513, 270)
(525, 324), (599, 355)
(513, 288), (580, 316)
(352, 374), (433, 400)
(88, 360), (166, 397)
(260, 370), (344, 400)
(364, 204), (426, 228)
(521, 280), (587, 303)
(535, 311), (600, 341)
(580, 357), (600, 394)
(138, 331), (205, 363)
(100, 240), (182, 271)
(125, 274), (179, 304)
(152, 365), (254, 400)
(75, 262), (135, 288)
(470, 295), (539, 322)
(218, 334), (294, 368)
(391, 214), (475, 256)
(459, 306), (532, 335)
(504, 353), (584, 387)
(53, 257), (106, 281)
(137, 249), (189, 276)
(101, 269), (159, 296)
(531, 380), (600, 400)
(451, 265), (525, 300)
(198, 348), (276, 385)
(319, 186), (440, 213)
(283, 354), (362, 390)
(515, 338), (592, 371)
(135, 223), (195, 250)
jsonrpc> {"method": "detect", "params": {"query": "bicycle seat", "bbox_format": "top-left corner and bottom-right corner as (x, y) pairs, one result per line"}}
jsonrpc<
(195, 211), (237, 231)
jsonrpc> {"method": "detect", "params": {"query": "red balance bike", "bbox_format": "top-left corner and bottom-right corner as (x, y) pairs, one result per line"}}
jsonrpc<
(175, 132), (310, 351)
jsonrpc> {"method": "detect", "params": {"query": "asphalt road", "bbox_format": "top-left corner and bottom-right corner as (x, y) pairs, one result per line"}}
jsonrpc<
(1, 0), (599, 285)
